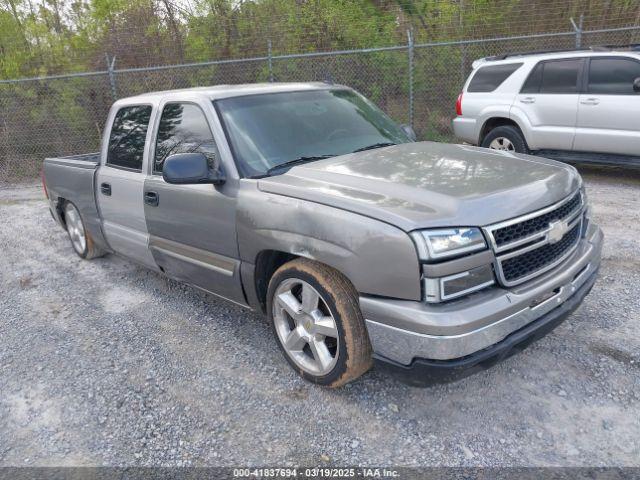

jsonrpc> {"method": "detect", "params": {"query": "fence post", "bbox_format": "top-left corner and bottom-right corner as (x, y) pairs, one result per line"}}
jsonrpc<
(105, 53), (118, 100)
(407, 29), (414, 129)
(267, 39), (274, 82)
(571, 14), (584, 48)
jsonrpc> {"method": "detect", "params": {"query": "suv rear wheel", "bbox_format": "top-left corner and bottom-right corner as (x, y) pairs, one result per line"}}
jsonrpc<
(481, 125), (529, 154)
(267, 258), (373, 387)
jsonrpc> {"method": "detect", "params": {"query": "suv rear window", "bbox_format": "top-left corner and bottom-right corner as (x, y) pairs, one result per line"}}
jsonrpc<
(521, 59), (582, 94)
(467, 63), (523, 92)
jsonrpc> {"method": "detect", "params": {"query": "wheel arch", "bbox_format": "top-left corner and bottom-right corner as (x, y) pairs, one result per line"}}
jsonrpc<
(479, 117), (528, 146)
(253, 249), (300, 313)
(56, 197), (69, 227)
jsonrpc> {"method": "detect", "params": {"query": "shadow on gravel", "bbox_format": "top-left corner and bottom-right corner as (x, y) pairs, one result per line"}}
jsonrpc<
(589, 343), (640, 370)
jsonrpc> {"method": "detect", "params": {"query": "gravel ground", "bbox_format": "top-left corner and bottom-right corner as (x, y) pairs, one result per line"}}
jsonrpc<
(0, 167), (639, 468)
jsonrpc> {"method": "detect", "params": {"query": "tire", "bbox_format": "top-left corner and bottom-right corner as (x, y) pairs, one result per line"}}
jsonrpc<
(63, 201), (105, 260)
(267, 258), (373, 387)
(481, 125), (529, 154)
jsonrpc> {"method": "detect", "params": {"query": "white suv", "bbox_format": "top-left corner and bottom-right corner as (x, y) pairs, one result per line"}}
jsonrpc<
(453, 48), (640, 165)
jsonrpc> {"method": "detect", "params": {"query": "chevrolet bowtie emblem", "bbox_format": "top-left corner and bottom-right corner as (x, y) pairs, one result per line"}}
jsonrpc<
(548, 219), (569, 244)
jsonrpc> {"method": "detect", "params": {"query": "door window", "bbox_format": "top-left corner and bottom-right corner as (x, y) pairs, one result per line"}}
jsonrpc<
(154, 103), (219, 174)
(106, 105), (152, 171)
(539, 60), (582, 94)
(588, 58), (640, 95)
(520, 62), (544, 93)
(521, 59), (582, 94)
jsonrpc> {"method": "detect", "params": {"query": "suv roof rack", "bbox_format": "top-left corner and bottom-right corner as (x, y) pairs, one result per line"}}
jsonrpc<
(483, 44), (640, 62)
(590, 43), (640, 52)
(484, 48), (590, 62)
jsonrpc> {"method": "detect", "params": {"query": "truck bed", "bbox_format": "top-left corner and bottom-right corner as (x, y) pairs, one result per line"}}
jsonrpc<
(42, 152), (109, 252)
(44, 152), (100, 169)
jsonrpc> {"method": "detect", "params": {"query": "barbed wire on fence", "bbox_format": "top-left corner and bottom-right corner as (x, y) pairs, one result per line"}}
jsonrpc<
(1, 22), (640, 184)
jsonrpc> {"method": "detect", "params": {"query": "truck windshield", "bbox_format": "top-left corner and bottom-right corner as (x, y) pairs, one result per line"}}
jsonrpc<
(214, 89), (411, 177)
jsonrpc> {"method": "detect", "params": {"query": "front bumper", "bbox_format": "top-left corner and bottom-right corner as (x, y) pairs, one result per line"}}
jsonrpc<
(361, 222), (603, 380)
(375, 265), (598, 386)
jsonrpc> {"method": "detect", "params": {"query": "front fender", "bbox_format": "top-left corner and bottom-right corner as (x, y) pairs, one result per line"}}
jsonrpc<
(237, 184), (422, 302)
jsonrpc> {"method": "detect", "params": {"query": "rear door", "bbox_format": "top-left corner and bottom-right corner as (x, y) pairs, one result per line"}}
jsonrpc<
(143, 100), (245, 305)
(96, 104), (159, 270)
(514, 58), (584, 150)
(574, 56), (640, 156)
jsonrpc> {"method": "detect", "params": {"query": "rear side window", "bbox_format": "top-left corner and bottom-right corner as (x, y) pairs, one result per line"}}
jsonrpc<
(107, 105), (152, 171)
(588, 58), (640, 94)
(467, 63), (523, 92)
(154, 103), (219, 174)
(520, 60), (582, 94)
(521, 63), (544, 93)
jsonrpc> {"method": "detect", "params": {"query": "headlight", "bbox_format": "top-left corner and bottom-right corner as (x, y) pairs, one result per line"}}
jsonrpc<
(411, 227), (487, 261)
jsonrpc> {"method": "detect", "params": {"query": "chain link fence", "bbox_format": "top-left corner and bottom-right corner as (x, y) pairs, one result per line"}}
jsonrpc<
(1, 24), (639, 185)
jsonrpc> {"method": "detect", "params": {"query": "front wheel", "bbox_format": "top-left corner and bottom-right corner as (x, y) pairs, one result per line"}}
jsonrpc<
(267, 258), (373, 387)
(481, 125), (529, 154)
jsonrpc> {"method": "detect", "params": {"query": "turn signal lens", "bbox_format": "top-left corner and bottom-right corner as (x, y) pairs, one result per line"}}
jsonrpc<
(425, 264), (495, 303)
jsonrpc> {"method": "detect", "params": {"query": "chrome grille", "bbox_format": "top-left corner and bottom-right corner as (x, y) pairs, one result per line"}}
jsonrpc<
(485, 191), (584, 287)
(501, 223), (581, 282)
(493, 191), (582, 248)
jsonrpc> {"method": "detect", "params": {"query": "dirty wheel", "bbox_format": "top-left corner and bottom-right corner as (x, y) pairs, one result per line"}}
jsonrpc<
(63, 201), (104, 259)
(267, 258), (373, 387)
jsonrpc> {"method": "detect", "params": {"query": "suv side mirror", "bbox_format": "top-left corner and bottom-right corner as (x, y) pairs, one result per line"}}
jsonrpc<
(634, 77), (640, 93)
(163, 152), (226, 185)
(401, 124), (417, 142)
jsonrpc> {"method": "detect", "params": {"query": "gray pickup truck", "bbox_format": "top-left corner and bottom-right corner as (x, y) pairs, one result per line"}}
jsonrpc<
(42, 82), (603, 387)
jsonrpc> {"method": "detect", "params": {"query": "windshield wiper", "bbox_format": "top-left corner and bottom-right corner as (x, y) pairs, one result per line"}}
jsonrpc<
(265, 155), (335, 176)
(352, 142), (397, 153)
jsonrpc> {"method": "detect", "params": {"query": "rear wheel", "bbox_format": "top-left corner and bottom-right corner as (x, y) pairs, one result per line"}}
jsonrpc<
(63, 202), (105, 259)
(481, 125), (529, 154)
(267, 258), (373, 387)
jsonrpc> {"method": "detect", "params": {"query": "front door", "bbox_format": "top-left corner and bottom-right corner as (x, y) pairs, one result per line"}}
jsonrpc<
(96, 104), (159, 270)
(514, 58), (583, 151)
(574, 56), (640, 156)
(143, 101), (245, 305)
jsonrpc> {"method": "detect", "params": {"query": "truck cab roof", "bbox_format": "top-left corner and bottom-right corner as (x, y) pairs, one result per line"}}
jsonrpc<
(115, 82), (341, 107)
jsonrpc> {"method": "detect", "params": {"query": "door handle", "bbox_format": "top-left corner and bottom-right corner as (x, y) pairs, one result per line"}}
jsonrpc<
(144, 191), (159, 207)
(100, 183), (111, 196)
(520, 97), (536, 104)
(580, 98), (600, 105)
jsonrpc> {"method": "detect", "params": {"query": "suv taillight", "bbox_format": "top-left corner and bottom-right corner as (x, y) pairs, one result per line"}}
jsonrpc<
(455, 93), (463, 116)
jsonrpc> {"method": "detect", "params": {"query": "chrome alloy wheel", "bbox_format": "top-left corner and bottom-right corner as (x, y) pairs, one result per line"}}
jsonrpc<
(272, 278), (339, 376)
(489, 137), (515, 151)
(64, 203), (87, 255)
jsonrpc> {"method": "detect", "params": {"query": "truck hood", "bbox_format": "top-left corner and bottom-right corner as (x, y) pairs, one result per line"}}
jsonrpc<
(257, 142), (581, 232)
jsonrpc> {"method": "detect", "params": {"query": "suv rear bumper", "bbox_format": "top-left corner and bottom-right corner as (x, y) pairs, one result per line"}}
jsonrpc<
(360, 223), (603, 378)
(452, 116), (478, 144)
